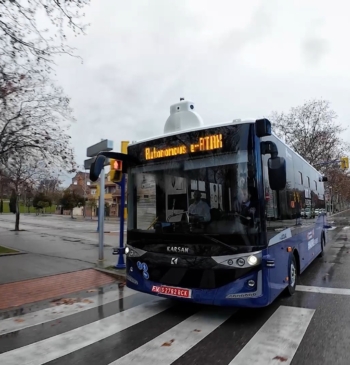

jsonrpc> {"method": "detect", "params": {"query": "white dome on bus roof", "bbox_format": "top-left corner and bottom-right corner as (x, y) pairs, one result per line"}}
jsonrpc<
(164, 98), (204, 134)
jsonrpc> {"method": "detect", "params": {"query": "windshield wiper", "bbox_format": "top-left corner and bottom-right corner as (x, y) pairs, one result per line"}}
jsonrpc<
(201, 235), (238, 253)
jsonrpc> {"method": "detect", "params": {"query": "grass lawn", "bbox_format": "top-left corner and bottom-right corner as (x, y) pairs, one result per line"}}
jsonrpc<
(1, 203), (56, 214)
(0, 246), (19, 254)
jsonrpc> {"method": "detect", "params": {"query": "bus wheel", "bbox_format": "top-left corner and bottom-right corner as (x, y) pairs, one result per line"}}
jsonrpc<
(286, 255), (297, 296)
(318, 234), (325, 258)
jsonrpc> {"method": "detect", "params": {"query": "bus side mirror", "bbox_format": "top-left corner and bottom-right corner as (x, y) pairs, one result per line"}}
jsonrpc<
(255, 118), (272, 137)
(319, 176), (328, 182)
(90, 155), (107, 182)
(268, 157), (286, 190)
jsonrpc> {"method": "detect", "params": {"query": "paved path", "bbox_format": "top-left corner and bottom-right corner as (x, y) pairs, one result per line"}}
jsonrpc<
(0, 215), (124, 284)
(0, 269), (115, 311)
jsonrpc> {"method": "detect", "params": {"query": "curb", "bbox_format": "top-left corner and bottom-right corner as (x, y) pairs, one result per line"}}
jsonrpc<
(0, 245), (26, 257)
(94, 268), (126, 282)
(0, 251), (27, 257)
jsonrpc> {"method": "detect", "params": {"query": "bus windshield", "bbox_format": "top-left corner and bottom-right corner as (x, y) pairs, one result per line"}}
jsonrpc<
(128, 151), (262, 247)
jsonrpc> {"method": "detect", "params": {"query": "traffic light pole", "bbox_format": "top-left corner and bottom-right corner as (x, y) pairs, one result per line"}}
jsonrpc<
(115, 174), (126, 269)
(98, 167), (105, 263)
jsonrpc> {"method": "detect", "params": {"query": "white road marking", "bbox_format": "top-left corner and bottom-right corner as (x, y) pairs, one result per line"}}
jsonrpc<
(0, 287), (136, 335)
(342, 226), (350, 230)
(109, 308), (235, 365)
(297, 285), (350, 296)
(229, 306), (314, 365)
(0, 299), (172, 365)
(330, 208), (350, 216)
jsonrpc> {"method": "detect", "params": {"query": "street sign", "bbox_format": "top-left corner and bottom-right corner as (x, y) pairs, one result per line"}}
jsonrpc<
(86, 139), (114, 265)
(84, 157), (110, 170)
(86, 139), (113, 158)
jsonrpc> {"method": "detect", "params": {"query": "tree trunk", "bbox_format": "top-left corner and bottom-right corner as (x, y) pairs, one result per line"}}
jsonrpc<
(15, 194), (20, 231)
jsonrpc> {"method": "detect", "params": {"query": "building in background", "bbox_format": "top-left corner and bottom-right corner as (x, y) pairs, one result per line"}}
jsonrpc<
(56, 170), (127, 217)
(69, 172), (92, 196)
(89, 172), (127, 217)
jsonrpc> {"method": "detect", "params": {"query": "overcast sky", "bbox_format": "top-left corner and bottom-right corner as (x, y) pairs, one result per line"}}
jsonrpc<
(55, 0), (350, 182)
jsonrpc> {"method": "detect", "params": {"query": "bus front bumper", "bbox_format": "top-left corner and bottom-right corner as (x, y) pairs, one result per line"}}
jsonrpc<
(126, 268), (271, 308)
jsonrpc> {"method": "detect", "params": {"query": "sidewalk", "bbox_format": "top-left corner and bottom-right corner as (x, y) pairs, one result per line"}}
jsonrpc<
(0, 227), (119, 285)
(0, 269), (116, 311)
(47, 214), (121, 222)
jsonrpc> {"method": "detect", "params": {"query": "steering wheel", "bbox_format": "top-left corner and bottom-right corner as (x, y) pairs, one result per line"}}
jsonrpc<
(166, 210), (189, 222)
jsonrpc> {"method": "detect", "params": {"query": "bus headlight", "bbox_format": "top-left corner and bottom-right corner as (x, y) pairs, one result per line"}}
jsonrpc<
(125, 246), (135, 256)
(247, 255), (258, 266)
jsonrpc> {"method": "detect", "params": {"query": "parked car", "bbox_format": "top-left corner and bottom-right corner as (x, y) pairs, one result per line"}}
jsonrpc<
(302, 207), (315, 219)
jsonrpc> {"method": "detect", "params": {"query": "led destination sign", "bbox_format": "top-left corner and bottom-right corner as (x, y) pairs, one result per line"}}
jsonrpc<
(144, 134), (223, 160)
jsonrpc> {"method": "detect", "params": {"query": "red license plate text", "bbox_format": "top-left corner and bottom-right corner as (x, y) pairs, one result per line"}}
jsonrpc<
(151, 285), (191, 298)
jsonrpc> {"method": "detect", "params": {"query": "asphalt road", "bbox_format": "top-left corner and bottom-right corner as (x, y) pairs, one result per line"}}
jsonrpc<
(0, 214), (124, 283)
(1, 211), (350, 364)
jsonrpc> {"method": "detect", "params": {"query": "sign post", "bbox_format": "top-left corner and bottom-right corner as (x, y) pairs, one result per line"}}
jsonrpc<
(98, 168), (105, 262)
(85, 157), (109, 232)
(115, 141), (129, 269)
(85, 139), (113, 265)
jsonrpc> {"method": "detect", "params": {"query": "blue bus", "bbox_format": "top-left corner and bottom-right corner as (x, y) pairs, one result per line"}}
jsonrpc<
(123, 100), (327, 307)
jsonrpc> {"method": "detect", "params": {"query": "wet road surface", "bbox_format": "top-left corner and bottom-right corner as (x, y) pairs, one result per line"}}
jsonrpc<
(0, 214), (125, 283)
(1, 212), (350, 364)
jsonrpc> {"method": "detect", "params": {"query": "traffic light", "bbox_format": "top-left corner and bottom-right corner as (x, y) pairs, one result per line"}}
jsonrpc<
(340, 157), (349, 170)
(110, 159), (123, 182)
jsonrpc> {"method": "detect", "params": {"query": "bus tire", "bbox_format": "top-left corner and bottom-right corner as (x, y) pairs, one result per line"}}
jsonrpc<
(286, 254), (297, 296)
(318, 234), (325, 258)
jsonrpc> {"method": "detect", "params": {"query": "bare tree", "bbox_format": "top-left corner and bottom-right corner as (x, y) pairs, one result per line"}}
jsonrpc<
(38, 177), (60, 194)
(270, 99), (348, 167)
(2, 154), (53, 230)
(0, 168), (12, 200)
(326, 168), (350, 205)
(0, 0), (90, 76)
(0, 71), (77, 171)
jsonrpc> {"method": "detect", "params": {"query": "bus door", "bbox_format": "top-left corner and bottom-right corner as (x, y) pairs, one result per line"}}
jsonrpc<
(263, 164), (290, 296)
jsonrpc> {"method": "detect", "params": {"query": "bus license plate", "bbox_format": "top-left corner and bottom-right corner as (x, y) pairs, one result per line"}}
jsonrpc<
(151, 285), (192, 298)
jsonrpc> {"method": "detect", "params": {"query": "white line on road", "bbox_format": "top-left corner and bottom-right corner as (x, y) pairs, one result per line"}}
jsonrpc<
(229, 306), (314, 365)
(0, 299), (172, 365)
(0, 287), (136, 336)
(109, 308), (235, 365)
(297, 285), (350, 296)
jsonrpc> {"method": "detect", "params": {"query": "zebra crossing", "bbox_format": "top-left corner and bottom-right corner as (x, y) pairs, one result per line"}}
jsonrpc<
(0, 285), (327, 365)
